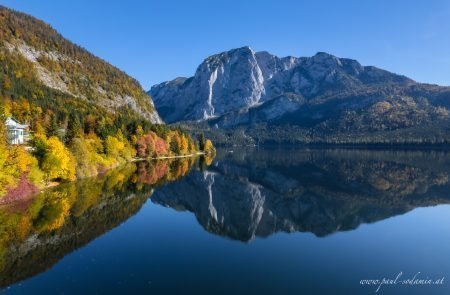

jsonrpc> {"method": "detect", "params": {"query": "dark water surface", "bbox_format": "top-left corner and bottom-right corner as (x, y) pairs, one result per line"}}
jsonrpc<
(1, 148), (450, 295)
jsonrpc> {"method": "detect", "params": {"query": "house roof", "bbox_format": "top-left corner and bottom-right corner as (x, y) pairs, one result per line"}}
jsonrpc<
(5, 117), (28, 129)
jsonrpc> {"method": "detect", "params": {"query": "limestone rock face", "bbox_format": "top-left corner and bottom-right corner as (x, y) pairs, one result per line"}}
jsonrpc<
(149, 46), (413, 125)
(150, 47), (450, 143)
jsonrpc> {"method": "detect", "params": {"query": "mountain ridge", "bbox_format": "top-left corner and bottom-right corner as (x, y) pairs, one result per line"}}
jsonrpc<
(150, 46), (450, 144)
(150, 46), (417, 122)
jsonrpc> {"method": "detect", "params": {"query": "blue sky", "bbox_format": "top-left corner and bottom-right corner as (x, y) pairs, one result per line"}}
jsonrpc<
(2, 0), (450, 89)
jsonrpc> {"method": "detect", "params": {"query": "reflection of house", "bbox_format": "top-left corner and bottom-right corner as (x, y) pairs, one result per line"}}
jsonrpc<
(5, 117), (28, 145)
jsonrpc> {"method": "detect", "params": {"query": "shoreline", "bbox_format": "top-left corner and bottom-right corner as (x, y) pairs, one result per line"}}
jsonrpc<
(132, 151), (206, 162)
(215, 142), (450, 151)
(1, 152), (209, 206)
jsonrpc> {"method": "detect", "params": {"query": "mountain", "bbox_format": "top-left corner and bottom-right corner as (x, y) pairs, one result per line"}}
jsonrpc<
(149, 46), (450, 144)
(0, 6), (161, 123)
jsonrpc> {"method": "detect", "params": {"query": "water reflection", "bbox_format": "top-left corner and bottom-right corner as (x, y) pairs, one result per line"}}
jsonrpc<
(0, 157), (200, 288)
(2, 148), (450, 291)
(152, 148), (450, 241)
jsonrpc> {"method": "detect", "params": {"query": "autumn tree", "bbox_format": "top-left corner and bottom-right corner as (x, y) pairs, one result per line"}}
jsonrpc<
(203, 139), (216, 155)
(136, 133), (156, 158)
(0, 105), (43, 197)
(168, 131), (181, 155)
(179, 134), (189, 154)
(154, 137), (168, 157)
(105, 136), (125, 158)
(41, 137), (76, 184)
(104, 131), (135, 163)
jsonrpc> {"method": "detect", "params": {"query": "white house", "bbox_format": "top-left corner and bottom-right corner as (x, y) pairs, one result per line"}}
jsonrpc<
(5, 117), (28, 145)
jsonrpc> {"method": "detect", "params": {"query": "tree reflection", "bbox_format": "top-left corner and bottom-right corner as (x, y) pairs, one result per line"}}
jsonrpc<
(0, 156), (207, 287)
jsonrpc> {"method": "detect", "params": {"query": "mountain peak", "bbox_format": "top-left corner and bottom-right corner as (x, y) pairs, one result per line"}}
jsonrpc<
(314, 51), (335, 57)
(238, 45), (253, 50)
(224, 46), (255, 57)
(149, 47), (435, 130)
(310, 51), (342, 65)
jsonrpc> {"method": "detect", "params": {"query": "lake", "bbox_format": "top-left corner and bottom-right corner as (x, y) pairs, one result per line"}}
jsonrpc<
(1, 148), (450, 295)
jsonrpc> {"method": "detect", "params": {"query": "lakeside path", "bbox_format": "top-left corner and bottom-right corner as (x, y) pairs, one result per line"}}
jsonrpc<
(132, 152), (206, 162)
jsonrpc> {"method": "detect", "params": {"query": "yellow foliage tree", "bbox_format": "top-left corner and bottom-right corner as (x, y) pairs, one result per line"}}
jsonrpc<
(105, 136), (125, 158)
(180, 134), (189, 154)
(41, 137), (76, 184)
(203, 139), (216, 155)
(0, 116), (43, 197)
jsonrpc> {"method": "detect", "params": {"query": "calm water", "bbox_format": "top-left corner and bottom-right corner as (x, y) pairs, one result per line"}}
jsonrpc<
(1, 148), (450, 295)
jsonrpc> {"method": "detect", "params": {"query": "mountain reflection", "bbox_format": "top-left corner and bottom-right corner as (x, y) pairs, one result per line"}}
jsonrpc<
(0, 157), (201, 288)
(152, 148), (450, 241)
(2, 149), (450, 288)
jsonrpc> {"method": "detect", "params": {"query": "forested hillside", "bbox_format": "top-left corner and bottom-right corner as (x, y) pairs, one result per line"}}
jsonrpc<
(0, 6), (215, 201)
(0, 5), (160, 123)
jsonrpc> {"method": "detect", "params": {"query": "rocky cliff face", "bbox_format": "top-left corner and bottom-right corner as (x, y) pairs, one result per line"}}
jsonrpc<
(150, 47), (450, 143)
(150, 47), (266, 122)
(149, 46), (415, 123)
